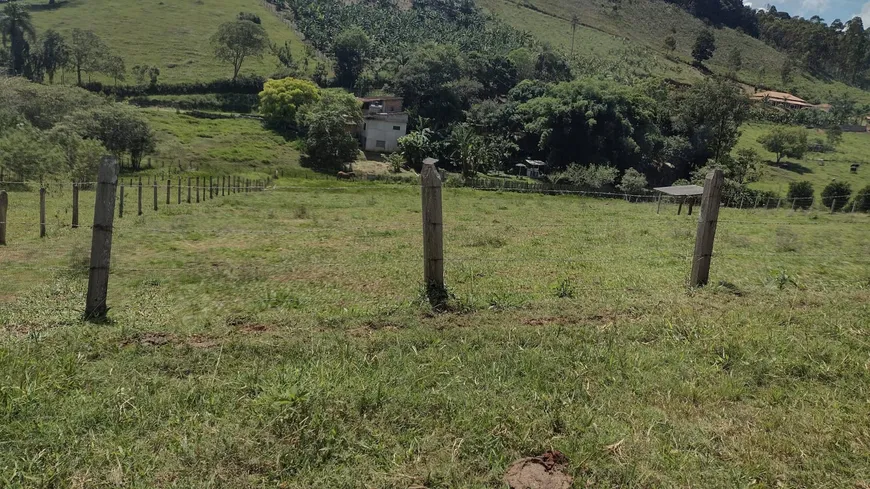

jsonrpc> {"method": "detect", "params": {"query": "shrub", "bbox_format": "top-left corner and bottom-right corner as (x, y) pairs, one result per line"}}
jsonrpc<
(787, 181), (814, 209)
(558, 164), (618, 190)
(821, 181), (851, 211)
(758, 127), (809, 163)
(258, 77), (321, 132)
(618, 168), (648, 196)
(854, 185), (870, 212)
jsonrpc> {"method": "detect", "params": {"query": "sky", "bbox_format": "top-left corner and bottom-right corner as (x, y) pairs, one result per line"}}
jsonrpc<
(747, 0), (870, 25)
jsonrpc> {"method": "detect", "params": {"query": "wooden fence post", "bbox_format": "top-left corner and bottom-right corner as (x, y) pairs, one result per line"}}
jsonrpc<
(84, 157), (119, 320)
(830, 199), (836, 214)
(153, 180), (158, 211)
(222, 176), (226, 196)
(137, 176), (143, 216)
(0, 190), (7, 245)
(690, 169), (724, 287)
(72, 183), (79, 228)
(119, 182), (124, 218)
(166, 180), (171, 205)
(196, 177), (200, 203)
(177, 178), (181, 204)
(209, 176), (214, 199)
(421, 161), (445, 303)
(187, 177), (192, 204)
(39, 187), (46, 238)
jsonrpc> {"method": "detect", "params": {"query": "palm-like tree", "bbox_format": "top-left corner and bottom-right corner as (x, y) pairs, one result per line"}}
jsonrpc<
(0, 2), (37, 75)
(570, 14), (579, 59)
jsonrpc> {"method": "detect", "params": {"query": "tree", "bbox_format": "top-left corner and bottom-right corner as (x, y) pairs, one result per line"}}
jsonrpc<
(841, 17), (867, 84)
(0, 126), (63, 180)
(211, 19), (269, 82)
(726, 47), (742, 74)
(731, 147), (761, 184)
(237, 12), (261, 24)
(68, 29), (106, 85)
(507, 47), (536, 81)
(393, 43), (467, 128)
(66, 105), (156, 169)
(757, 127), (808, 163)
(826, 125), (843, 147)
(298, 91), (362, 170)
(618, 168), (648, 197)
(398, 129), (435, 172)
(333, 27), (370, 90)
(535, 44), (572, 82)
(448, 123), (481, 177)
(664, 35), (677, 53)
(821, 181), (851, 211)
(132, 65), (160, 88)
(258, 77), (321, 132)
(40, 30), (68, 84)
(787, 181), (814, 209)
(674, 78), (748, 167)
(691, 30), (715, 65)
(102, 55), (126, 87)
(311, 61), (328, 86)
(272, 41), (296, 71)
(0, 2), (37, 75)
(48, 123), (107, 181)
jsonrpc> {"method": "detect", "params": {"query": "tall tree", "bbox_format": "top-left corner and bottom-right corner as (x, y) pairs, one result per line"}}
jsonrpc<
(0, 2), (37, 75)
(40, 30), (68, 84)
(333, 27), (370, 90)
(691, 30), (716, 65)
(102, 55), (126, 87)
(68, 29), (106, 85)
(211, 19), (269, 82)
(841, 17), (867, 84)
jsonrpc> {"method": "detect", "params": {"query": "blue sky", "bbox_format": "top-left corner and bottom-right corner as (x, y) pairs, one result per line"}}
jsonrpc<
(748, 0), (870, 24)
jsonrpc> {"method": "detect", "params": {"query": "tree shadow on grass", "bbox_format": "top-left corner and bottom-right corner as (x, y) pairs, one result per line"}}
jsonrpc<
(769, 160), (814, 175)
(26, 1), (71, 12)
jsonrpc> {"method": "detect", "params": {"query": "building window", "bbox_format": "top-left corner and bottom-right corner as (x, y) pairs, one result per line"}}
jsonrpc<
(376, 140), (386, 149)
(393, 126), (401, 131)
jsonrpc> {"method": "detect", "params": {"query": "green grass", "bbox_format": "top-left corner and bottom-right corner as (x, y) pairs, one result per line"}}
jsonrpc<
(141, 109), (302, 175)
(27, 0), (308, 84)
(480, 0), (870, 104)
(737, 122), (870, 198)
(1, 180), (868, 487)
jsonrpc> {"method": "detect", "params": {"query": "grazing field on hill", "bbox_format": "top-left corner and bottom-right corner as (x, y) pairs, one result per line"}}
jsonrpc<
(142, 109), (302, 175)
(738, 122), (870, 198)
(479, 0), (870, 104)
(1, 180), (868, 487)
(27, 0), (307, 84)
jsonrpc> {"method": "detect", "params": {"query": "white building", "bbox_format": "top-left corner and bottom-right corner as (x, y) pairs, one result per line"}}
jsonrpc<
(358, 97), (408, 153)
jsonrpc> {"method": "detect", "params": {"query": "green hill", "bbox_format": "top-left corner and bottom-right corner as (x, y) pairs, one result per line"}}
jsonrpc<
(27, 0), (308, 83)
(479, 0), (870, 104)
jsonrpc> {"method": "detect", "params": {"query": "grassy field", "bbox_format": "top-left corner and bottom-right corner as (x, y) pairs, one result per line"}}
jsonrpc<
(1, 179), (868, 487)
(141, 109), (302, 176)
(480, 0), (870, 104)
(737, 122), (870, 198)
(27, 0), (308, 84)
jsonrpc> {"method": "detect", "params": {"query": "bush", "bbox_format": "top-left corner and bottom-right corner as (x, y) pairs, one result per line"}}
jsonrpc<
(821, 181), (851, 211)
(758, 127), (809, 163)
(618, 168), (648, 196)
(81, 76), (266, 97)
(258, 77), (321, 132)
(558, 164), (618, 190)
(721, 180), (780, 208)
(787, 181), (814, 209)
(854, 185), (870, 212)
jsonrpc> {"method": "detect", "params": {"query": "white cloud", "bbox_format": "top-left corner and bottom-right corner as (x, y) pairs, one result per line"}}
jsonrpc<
(859, 1), (870, 24)
(801, 0), (828, 12)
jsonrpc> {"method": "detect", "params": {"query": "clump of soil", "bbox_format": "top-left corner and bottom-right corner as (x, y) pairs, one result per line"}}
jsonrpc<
(504, 450), (573, 489)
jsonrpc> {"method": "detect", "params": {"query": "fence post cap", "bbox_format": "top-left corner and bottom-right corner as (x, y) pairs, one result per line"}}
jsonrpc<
(421, 161), (441, 187)
(97, 156), (119, 184)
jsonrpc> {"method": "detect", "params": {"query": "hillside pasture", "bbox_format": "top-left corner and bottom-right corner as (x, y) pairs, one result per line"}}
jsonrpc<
(1, 180), (868, 487)
(739, 122), (870, 198)
(27, 0), (307, 84)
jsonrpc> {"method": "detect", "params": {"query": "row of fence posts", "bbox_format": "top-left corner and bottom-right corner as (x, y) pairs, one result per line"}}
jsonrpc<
(0, 170), (266, 244)
(2, 160), (727, 316)
(420, 164), (726, 304)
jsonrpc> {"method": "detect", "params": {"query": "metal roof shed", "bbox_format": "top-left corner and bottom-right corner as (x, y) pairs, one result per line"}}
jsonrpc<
(654, 185), (704, 215)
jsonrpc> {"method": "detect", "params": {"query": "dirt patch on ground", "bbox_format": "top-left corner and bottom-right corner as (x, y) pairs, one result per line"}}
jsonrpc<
(504, 450), (573, 489)
(237, 323), (272, 334)
(122, 332), (220, 349)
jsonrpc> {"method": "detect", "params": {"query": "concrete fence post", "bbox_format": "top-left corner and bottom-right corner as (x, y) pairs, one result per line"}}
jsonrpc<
(39, 187), (46, 238)
(421, 161), (445, 303)
(72, 183), (79, 228)
(0, 190), (7, 245)
(690, 169), (724, 287)
(84, 157), (119, 320)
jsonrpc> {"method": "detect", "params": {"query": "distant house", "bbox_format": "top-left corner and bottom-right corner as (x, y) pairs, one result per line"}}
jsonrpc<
(357, 96), (408, 153)
(750, 90), (817, 110)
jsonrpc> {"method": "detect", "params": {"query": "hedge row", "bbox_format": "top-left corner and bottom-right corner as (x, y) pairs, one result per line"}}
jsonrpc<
(81, 76), (266, 97)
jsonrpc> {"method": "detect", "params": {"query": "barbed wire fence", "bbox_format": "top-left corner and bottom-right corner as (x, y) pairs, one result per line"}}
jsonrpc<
(1, 159), (868, 320)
